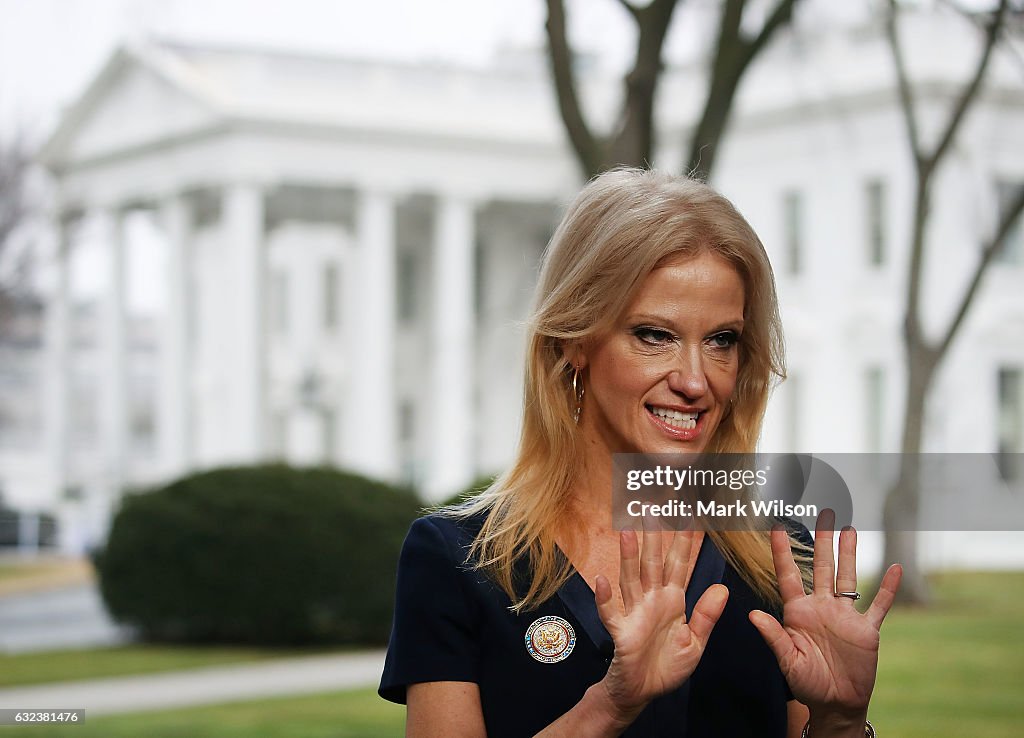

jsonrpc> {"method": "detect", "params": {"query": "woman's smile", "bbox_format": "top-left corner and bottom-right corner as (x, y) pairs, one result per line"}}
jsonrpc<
(645, 404), (704, 441)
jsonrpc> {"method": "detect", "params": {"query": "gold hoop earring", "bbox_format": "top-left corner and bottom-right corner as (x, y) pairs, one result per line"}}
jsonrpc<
(572, 366), (584, 424)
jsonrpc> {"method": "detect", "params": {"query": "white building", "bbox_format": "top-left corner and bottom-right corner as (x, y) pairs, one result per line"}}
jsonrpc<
(2, 5), (1022, 554)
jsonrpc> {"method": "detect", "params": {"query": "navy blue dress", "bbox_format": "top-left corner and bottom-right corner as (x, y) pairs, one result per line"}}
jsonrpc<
(379, 513), (810, 737)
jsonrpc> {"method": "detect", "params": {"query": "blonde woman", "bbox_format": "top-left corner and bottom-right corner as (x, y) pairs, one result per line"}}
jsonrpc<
(379, 169), (902, 737)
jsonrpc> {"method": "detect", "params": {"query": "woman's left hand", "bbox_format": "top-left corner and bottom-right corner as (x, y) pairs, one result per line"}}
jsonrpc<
(749, 509), (902, 721)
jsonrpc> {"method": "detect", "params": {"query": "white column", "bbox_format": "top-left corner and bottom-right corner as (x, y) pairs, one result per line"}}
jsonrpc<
(44, 215), (72, 510)
(344, 189), (397, 480)
(289, 409), (325, 466)
(158, 195), (191, 478)
(428, 194), (475, 501)
(223, 184), (266, 462)
(98, 207), (129, 498)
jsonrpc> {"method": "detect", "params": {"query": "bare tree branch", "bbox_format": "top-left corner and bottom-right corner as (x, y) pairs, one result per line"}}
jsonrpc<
(685, 0), (802, 177)
(545, 0), (802, 179)
(544, 0), (601, 178)
(741, 0), (800, 67)
(893, 0), (1009, 343)
(886, 0), (924, 163)
(935, 0), (1024, 85)
(938, 184), (1024, 357)
(614, 0), (642, 22)
(927, 0), (1008, 170)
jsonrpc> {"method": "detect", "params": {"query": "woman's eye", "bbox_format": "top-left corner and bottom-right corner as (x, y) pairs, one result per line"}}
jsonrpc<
(633, 327), (675, 345)
(708, 331), (739, 349)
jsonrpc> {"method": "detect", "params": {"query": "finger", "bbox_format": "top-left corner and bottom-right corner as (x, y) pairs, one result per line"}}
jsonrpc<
(687, 583), (729, 645)
(663, 527), (695, 588)
(812, 508), (837, 596)
(866, 563), (903, 630)
(770, 524), (805, 603)
(749, 609), (797, 672)
(594, 574), (621, 632)
(639, 519), (663, 592)
(618, 529), (643, 614)
(834, 525), (858, 601)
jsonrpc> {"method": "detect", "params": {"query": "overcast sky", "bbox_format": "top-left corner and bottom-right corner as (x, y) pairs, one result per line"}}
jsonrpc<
(1, 0), (912, 142)
(0, 0), (650, 138)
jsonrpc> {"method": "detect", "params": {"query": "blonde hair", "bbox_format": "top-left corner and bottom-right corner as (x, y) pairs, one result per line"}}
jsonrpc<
(449, 168), (800, 610)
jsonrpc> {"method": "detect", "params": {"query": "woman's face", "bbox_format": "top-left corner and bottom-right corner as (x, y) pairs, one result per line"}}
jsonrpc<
(575, 251), (744, 456)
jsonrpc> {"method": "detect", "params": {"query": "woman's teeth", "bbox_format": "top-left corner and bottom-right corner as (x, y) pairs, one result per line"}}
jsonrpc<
(649, 406), (698, 430)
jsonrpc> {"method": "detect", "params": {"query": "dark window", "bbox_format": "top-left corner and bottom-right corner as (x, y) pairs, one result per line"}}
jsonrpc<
(783, 190), (802, 275)
(866, 179), (886, 266)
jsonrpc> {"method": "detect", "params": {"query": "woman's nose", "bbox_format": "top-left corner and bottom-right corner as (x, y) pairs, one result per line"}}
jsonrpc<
(667, 347), (709, 400)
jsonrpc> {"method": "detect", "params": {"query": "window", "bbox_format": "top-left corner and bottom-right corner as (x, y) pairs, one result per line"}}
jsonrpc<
(323, 262), (340, 331)
(474, 235), (486, 316)
(865, 179), (886, 266)
(783, 190), (802, 275)
(397, 253), (417, 322)
(272, 270), (288, 336)
(997, 367), (1022, 481)
(399, 400), (415, 442)
(995, 181), (1023, 265)
(398, 400), (417, 486)
(865, 366), (884, 452)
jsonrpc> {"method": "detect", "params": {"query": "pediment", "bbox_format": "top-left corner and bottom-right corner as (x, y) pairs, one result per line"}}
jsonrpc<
(42, 47), (221, 169)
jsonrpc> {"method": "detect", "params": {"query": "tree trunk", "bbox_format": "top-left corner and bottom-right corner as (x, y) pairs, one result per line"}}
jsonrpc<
(880, 0), (1012, 607)
(604, 67), (658, 170)
(881, 346), (935, 604)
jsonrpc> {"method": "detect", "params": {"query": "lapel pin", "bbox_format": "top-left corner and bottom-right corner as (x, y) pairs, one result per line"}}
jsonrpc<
(525, 615), (576, 663)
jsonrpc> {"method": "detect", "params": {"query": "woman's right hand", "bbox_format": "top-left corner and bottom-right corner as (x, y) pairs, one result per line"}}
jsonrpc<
(593, 526), (729, 724)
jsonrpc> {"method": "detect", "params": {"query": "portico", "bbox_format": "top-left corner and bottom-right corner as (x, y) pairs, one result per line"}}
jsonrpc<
(38, 43), (573, 545)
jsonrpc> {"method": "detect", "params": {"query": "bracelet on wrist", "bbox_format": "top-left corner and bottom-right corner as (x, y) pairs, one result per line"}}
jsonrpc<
(800, 718), (876, 737)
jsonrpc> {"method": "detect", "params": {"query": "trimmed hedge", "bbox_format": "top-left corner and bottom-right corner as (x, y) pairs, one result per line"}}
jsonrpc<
(94, 465), (421, 646)
(441, 473), (499, 508)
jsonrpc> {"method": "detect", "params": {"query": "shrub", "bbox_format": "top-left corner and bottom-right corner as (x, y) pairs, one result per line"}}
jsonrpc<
(94, 465), (421, 646)
(440, 473), (499, 508)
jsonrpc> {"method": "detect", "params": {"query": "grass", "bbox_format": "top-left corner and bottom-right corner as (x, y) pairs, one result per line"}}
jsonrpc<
(0, 561), (63, 582)
(867, 571), (1024, 738)
(0, 571), (1021, 737)
(0, 644), (352, 689)
(0, 688), (405, 737)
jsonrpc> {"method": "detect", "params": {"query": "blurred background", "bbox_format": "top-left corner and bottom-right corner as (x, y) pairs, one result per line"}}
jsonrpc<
(0, 0), (1022, 735)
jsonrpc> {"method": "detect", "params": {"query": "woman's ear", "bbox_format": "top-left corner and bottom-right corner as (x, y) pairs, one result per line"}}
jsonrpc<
(560, 341), (588, 372)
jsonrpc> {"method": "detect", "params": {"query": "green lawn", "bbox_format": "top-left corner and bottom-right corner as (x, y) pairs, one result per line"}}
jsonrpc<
(0, 561), (59, 582)
(0, 571), (1020, 737)
(867, 571), (1024, 738)
(0, 644), (351, 688)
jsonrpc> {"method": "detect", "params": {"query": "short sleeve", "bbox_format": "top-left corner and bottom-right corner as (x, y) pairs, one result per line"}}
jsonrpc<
(378, 516), (480, 704)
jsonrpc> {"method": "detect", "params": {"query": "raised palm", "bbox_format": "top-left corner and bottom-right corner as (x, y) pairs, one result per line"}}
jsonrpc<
(594, 528), (729, 716)
(750, 509), (903, 715)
